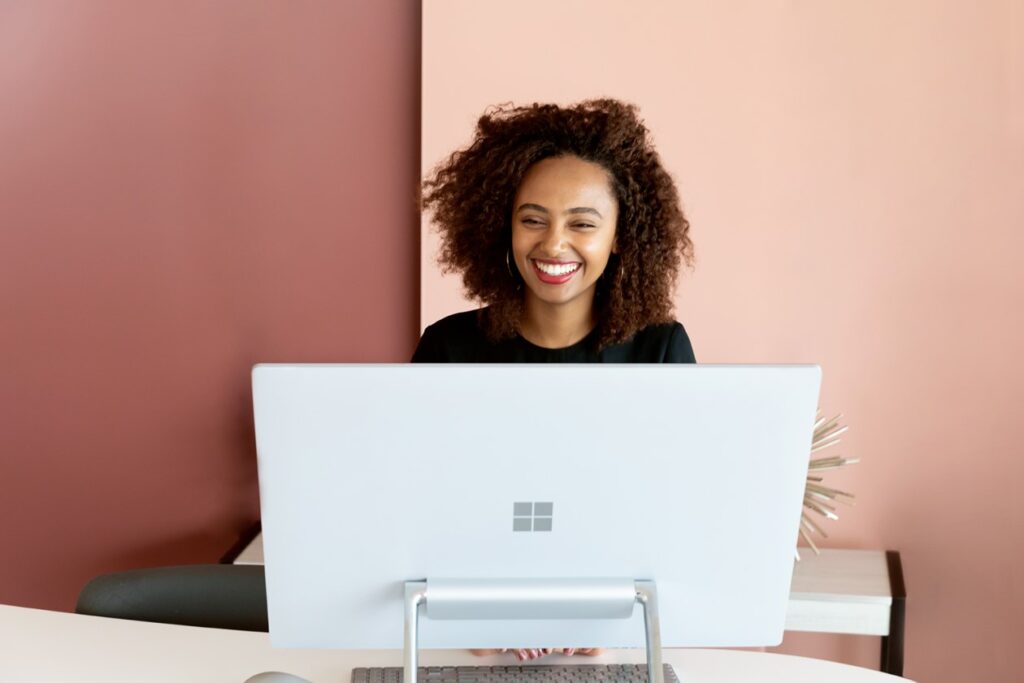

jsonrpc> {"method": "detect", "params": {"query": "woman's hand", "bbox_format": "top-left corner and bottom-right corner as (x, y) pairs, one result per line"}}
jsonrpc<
(469, 648), (604, 661)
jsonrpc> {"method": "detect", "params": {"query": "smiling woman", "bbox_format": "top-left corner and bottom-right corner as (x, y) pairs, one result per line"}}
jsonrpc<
(413, 99), (694, 363)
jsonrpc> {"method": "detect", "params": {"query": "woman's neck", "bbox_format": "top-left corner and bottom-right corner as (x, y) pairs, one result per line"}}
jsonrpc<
(518, 295), (596, 349)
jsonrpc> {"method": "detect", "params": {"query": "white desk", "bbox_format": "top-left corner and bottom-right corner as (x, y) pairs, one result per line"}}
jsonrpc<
(230, 532), (907, 674)
(0, 605), (911, 683)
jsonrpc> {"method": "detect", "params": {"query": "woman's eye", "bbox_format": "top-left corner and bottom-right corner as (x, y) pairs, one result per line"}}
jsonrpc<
(573, 223), (596, 229)
(522, 218), (544, 226)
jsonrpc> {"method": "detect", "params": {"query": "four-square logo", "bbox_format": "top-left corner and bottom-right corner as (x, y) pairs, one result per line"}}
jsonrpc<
(513, 502), (553, 532)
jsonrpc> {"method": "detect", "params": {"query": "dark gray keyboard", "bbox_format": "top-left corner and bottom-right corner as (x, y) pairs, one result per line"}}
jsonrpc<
(352, 664), (679, 683)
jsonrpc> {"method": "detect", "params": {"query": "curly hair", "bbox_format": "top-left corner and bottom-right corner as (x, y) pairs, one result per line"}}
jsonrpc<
(421, 98), (693, 351)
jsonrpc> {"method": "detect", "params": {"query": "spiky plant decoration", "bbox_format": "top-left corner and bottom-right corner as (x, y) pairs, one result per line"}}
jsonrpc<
(796, 412), (858, 559)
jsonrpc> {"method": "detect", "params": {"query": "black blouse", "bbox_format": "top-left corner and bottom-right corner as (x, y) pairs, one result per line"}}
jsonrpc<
(411, 309), (696, 363)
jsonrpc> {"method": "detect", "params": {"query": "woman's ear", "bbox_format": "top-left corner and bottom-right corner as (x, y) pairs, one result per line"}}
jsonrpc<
(611, 236), (619, 255)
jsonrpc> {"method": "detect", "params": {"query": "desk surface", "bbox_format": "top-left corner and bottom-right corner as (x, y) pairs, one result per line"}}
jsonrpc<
(0, 605), (910, 683)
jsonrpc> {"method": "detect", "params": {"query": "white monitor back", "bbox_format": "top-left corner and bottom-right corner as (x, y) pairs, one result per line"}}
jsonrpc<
(252, 364), (821, 649)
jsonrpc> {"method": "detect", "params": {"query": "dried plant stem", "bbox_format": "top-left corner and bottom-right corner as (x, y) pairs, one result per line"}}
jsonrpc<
(809, 456), (859, 470)
(798, 412), (856, 558)
(799, 527), (820, 555)
(801, 512), (828, 538)
(806, 482), (855, 501)
(813, 414), (843, 438)
(804, 497), (839, 521)
(805, 488), (843, 506)
(810, 435), (845, 453)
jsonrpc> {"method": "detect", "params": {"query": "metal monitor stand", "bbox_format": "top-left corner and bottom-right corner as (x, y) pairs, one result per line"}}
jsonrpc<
(403, 578), (665, 683)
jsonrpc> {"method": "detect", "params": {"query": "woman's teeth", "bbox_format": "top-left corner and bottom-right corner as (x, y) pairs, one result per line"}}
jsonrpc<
(535, 261), (580, 276)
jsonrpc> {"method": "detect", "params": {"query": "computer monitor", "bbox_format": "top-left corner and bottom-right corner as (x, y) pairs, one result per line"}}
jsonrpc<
(252, 364), (820, 651)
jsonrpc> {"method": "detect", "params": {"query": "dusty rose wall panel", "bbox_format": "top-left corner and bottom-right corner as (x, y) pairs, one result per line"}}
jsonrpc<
(421, 2), (1024, 682)
(0, 1), (420, 610)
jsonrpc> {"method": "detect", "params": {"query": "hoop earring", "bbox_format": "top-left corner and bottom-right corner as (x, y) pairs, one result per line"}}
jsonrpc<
(506, 248), (522, 289)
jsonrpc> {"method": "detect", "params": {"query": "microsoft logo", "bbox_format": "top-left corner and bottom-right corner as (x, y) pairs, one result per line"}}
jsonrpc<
(513, 502), (553, 532)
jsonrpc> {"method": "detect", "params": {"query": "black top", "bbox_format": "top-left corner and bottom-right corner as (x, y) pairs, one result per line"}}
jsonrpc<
(411, 309), (696, 363)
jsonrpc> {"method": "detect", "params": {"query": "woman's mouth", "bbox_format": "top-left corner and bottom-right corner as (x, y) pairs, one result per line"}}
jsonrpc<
(531, 259), (581, 285)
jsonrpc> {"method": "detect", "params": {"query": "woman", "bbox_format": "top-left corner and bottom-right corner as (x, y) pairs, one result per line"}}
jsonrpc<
(414, 98), (695, 363)
(413, 100), (695, 660)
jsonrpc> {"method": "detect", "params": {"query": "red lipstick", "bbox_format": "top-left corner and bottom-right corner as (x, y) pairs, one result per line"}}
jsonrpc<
(531, 259), (581, 285)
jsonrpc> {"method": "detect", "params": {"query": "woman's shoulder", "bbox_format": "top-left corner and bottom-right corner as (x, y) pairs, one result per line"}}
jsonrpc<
(424, 308), (485, 336)
(622, 319), (695, 363)
(636, 319), (684, 336)
(411, 308), (489, 362)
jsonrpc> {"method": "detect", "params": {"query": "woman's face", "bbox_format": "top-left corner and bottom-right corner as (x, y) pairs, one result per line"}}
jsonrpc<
(510, 155), (619, 312)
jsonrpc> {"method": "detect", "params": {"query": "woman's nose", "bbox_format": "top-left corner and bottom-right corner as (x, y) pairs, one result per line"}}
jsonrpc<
(539, 224), (567, 254)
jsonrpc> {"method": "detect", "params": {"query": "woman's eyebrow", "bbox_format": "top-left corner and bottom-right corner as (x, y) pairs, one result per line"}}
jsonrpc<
(516, 203), (603, 219)
(517, 203), (549, 214)
(566, 207), (602, 218)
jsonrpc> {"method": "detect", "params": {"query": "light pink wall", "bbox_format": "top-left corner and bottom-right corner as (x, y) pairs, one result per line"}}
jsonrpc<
(422, 2), (1024, 681)
(0, 1), (420, 610)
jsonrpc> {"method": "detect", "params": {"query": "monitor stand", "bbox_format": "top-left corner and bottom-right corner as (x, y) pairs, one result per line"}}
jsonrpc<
(403, 578), (666, 683)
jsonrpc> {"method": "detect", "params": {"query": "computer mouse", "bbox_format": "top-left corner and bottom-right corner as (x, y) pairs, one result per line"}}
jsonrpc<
(244, 672), (314, 683)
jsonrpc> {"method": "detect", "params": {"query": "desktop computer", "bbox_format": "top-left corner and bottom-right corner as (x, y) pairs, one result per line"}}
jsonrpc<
(251, 364), (821, 683)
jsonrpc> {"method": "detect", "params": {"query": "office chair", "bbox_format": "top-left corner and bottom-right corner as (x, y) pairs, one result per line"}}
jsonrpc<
(76, 564), (269, 631)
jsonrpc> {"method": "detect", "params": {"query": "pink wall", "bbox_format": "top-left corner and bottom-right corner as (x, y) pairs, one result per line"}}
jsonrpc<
(3, 1), (1022, 680)
(422, 2), (1024, 681)
(0, 1), (420, 610)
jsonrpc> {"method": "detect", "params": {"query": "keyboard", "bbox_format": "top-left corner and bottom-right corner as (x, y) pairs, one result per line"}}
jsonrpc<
(352, 664), (680, 683)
